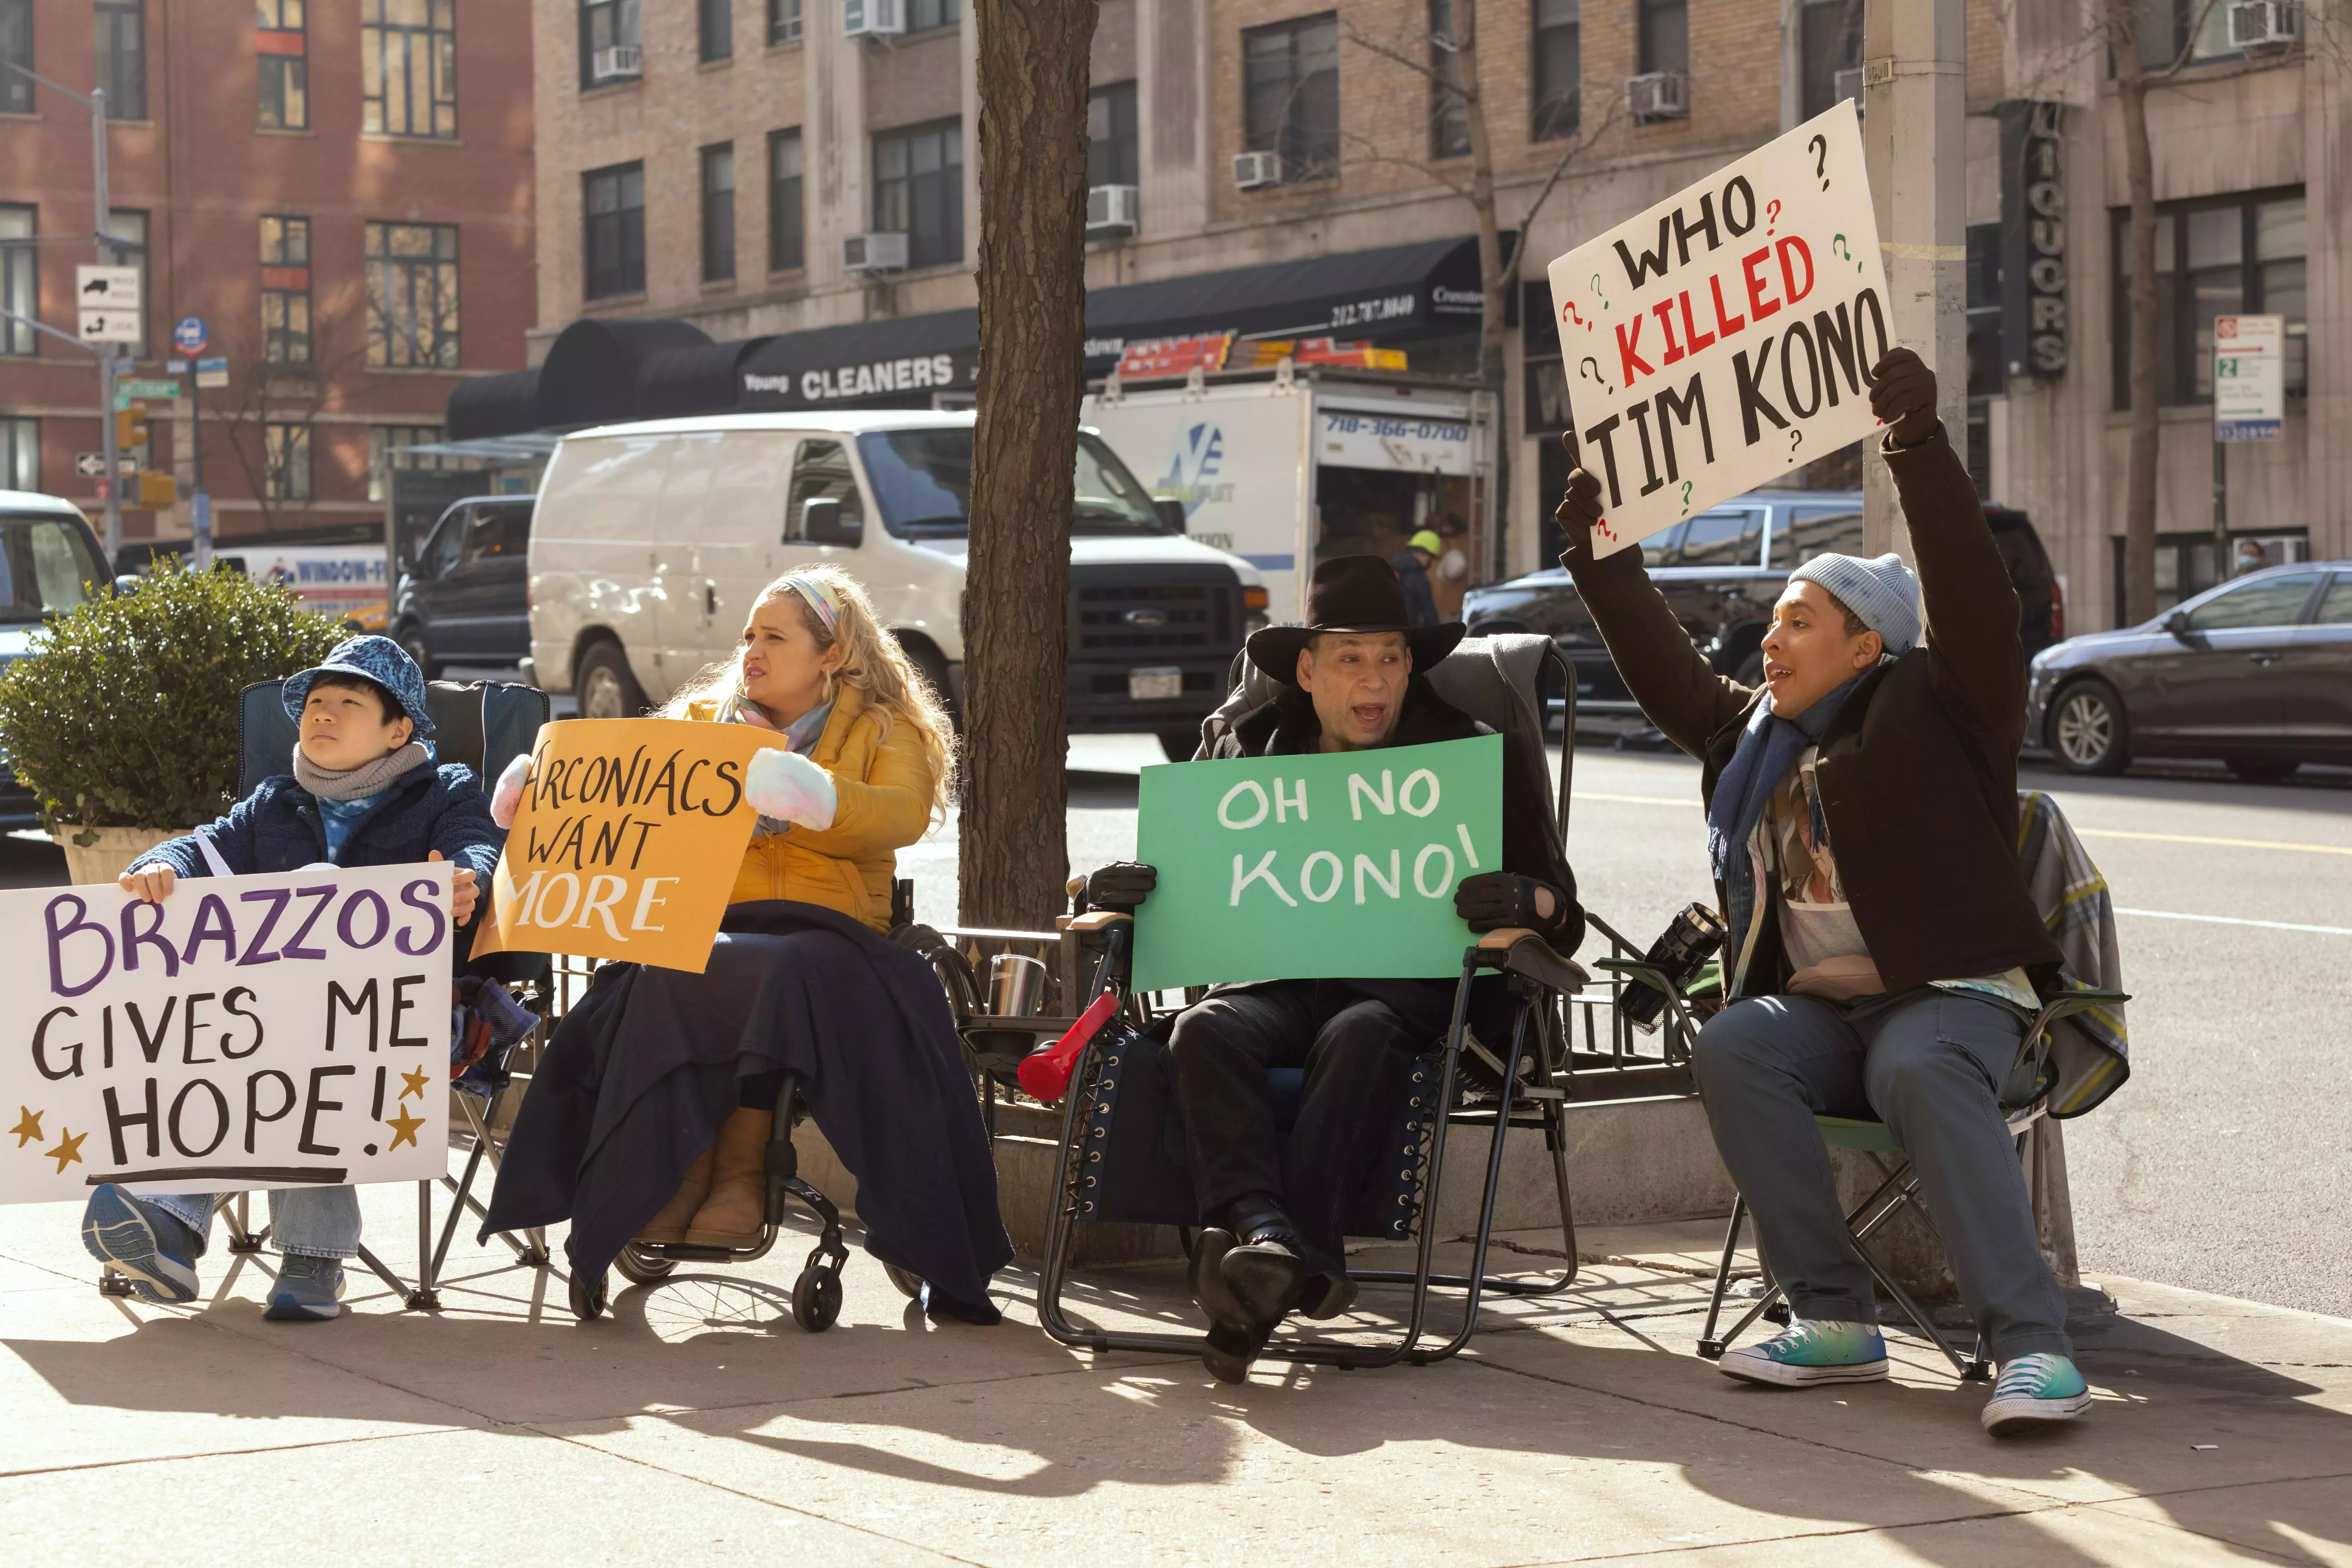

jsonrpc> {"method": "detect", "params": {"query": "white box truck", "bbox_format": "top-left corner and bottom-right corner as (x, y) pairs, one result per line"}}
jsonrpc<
(1080, 366), (1497, 623)
(525, 411), (1267, 760)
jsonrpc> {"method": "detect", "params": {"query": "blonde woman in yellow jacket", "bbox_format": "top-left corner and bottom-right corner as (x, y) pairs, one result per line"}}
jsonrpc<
(636, 565), (958, 1252)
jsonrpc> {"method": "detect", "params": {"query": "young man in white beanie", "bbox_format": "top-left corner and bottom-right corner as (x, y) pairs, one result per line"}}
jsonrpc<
(1555, 347), (2088, 1438)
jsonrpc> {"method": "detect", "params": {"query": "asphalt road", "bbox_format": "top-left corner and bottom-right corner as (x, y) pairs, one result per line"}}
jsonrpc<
(10, 735), (2345, 1316)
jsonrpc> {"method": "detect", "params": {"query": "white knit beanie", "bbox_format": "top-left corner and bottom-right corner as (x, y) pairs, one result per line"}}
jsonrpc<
(1788, 552), (1922, 654)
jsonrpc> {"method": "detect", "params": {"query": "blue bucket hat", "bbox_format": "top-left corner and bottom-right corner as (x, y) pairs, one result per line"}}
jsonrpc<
(282, 635), (436, 736)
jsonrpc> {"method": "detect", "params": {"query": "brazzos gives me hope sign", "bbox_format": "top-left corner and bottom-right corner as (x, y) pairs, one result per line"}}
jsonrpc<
(1132, 735), (1502, 993)
(1548, 102), (1892, 557)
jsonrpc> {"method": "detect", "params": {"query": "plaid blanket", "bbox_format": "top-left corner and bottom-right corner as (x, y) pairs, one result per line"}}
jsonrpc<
(2017, 791), (2130, 1116)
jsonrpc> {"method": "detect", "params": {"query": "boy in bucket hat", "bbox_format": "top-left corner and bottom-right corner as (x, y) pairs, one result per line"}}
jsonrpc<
(1083, 555), (1585, 1381)
(80, 636), (503, 1322)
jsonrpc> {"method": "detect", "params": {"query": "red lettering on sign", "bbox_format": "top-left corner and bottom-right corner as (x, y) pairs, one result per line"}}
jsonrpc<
(1708, 274), (1748, 339)
(1742, 248), (1781, 323)
(1777, 236), (1815, 308)
(1615, 315), (1655, 386)
(1677, 290), (1715, 355)
(1651, 300), (1686, 366)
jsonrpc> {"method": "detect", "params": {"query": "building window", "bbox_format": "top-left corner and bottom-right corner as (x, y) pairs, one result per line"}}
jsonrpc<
(368, 424), (463, 502)
(1637, 0), (1687, 76)
(767, 0), (800, 43)
(1087, 81), (1137, 188)
(701, 142), (736, 282)
(96, 1), (145, 120)
(0, 416), (36, 490)
(699, 0), (730, 61)
(0, 205), (32, 357)
(106, 208), (147, 356)
(873, 118), (963, 270)
(362, 0), (456, 139)
(1427, 0), (1470, 159)
(258, 0), (309, 130)
(2131, 0), (2233, 68)
(364, 220), (460, 368)
(2110, 189), (2305, 409)
(583, 162), (646, 298)
(906, 0), (958, 31)
(768, 128), (804, 271)
(1798, 0), (1860, 119)
(261, 215), (312, 366)
(1965, 220), (2002, 398)
(579, 0), (640, 88)
(1242, 13), (1339, 183)
(264, 422), (312, 500)
(1532, 0), (1578, 141)
(1, 0), (33, 115)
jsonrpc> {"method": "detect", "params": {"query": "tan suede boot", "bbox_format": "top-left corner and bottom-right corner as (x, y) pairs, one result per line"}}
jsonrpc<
(634, 1146), (715, 1245)
(683, 1107), (773, 1247)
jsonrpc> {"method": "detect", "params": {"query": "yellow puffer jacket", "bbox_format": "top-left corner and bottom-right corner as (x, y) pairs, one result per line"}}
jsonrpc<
(688, 685), (938, 932)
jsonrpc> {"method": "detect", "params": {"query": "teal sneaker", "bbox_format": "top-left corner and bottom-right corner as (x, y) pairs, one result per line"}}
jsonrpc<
(264, 1255), (347, 1322)
(1981, 1352), (2091, 1435)
(81, 1185), (201, 1304)
(1719, 1318), (1889, 1387)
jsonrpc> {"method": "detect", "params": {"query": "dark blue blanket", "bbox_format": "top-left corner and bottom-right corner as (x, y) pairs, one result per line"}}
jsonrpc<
(479, 901), (1011, 1302)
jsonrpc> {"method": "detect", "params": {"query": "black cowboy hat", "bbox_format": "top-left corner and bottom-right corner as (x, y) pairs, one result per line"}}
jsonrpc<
(1245, 554), (1468, 685)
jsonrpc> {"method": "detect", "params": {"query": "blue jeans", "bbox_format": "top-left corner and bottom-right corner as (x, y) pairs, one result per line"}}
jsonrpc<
(143, 1187), (362, 1260)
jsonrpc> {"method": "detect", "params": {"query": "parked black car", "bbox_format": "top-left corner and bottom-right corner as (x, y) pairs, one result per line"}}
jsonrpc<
(393, 495), (534, 677)
(1466, 491), (2062, 718)
(2027, 562), (2352, 780)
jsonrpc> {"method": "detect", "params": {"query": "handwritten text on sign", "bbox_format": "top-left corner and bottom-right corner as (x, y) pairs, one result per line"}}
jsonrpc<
(1548, 102), (1892, 557)
(470, 718), (771, 973)
(2, 864), (453, 1203)
(1132, 735), (1502, 993)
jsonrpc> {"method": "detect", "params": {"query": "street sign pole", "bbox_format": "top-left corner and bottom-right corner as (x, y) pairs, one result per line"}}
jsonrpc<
(91, 86), (120, 563)
(2212, 314), (2285, 583)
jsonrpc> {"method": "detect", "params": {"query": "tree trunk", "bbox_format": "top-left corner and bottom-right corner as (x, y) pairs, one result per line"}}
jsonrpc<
(961, 0), (1097, 930)
(1456, 1), (1508, 576)
(2110, 0), (2161, 625)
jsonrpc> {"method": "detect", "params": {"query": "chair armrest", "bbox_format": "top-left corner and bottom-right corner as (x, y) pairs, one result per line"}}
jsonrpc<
(1476, 927), (1587, 996)
(1066, 910), (1133, 932)
(1593, 956), (1674, 994)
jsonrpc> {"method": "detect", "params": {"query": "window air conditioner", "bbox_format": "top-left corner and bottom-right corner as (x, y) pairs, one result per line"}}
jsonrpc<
(844, 0), (905, 38)
(1086, 184), (1140, 239)
(1832, 66), (1863, 104)
(2226, 1), (2303, 49)
(843, 231), (909, 273)
(1625, 71), (1689, 123)
(590, 44), (643, 81)
(1231, 151), (1283, 191)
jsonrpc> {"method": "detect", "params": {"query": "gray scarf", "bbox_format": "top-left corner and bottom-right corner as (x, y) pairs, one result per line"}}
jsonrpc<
(294, 741), (432, 801)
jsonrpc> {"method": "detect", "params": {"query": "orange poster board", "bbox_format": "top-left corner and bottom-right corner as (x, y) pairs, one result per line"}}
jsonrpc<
(470, 718), (774, 974)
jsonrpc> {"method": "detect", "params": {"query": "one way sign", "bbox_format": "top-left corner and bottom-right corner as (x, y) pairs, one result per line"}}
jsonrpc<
(76, 265), (142, 345)
(75, 451), (136, 479)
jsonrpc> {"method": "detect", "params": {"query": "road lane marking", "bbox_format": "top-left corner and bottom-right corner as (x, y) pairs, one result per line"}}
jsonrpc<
(2076, 827), (2352, 856)
(2116, 908), (2352, 937)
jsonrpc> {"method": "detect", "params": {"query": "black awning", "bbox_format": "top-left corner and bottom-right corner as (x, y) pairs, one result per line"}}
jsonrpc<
(446, 366), (541, 441)
(636, 336), (776, 419)
(737, 310), (978, 410)
(1081, 234), (1486, 370)
(534, 317), (715, 428)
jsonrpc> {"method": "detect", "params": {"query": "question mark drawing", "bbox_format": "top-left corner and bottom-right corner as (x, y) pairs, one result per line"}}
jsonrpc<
(1562, 299), (1589, 331)
(1591, 272), (1609, 312)
(1765, 198), (1781, 238)
(1679, 479), (1694, 517)
(1789, 429), (1804, 454)
(1808, 134), (1829, 190)
(1578, 356), (1608, 394)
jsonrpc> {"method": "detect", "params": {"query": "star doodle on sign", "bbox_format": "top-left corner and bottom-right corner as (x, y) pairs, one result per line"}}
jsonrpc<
(399, 1066), (432, 1102)
(46, 1127), (87, 1174)
(384, 1106), (425, 1151)
(10, 1106), (42, 1147)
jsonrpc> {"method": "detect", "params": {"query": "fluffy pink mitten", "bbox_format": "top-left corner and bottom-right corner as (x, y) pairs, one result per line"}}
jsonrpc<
(490, 753), (531, 830)
(744, 747), (838, 830)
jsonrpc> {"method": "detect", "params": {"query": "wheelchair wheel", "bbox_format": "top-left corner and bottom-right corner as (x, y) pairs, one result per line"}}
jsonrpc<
(791, 1263), (843, 1332)
(569, 1268), (609, 1322)
(614, 1244), (675, 1286)
(882, 1263), (925, 1301)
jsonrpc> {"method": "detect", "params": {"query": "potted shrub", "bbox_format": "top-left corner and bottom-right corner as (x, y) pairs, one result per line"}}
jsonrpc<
(0, 557), (344, 884)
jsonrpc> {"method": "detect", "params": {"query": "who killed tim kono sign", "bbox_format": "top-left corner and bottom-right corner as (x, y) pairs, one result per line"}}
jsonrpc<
(1547, 103), (1894, 557)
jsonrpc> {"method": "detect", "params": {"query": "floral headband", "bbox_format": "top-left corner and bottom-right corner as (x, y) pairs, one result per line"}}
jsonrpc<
(779, 575), (843, 635)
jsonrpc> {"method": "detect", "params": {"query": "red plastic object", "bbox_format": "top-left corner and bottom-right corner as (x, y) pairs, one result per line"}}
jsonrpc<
(1017, 988), (1120, 1104)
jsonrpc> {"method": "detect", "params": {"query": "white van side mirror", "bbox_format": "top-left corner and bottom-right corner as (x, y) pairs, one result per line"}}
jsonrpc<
(792, 496), (862, 547)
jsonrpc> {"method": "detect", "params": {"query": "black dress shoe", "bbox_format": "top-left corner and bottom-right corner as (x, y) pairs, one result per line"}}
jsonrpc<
(1200, 1320), (1261, 1384)
(1297, 1271), (1358, 1321)
(1188, 1228), (1254, 1334)
(1221, 1211), (1309, 1328)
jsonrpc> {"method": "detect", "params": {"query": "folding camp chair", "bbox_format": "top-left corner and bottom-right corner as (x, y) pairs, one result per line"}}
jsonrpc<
(1028, 634), (1595, 1371)
(95, 677), (552, 1310)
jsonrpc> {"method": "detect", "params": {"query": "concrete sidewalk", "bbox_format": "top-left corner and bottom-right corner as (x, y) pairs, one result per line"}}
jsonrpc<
(3, 1185), (2347, 1565)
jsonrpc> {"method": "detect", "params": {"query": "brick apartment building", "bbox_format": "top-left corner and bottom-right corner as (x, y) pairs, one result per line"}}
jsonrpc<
(0, 0), (534, 552)
(487, 0), (2345, 631)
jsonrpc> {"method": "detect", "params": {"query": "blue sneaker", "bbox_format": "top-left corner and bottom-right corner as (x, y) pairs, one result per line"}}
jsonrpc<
(81, 1185), (201, 1304)
(1981, 1352), (2091, 1435)
(1719, 1318), (1890, 1387)
(264, 1255), (348, 1321)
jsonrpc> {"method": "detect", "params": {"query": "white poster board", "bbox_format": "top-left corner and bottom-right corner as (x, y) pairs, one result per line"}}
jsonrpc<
(2214, 314), (2284, 442)
(1547, 103), (1892, 557)
(2, 864), (454, 1203)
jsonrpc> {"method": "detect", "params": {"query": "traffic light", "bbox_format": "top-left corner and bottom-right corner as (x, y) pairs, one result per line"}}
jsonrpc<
(136, 470), (176, 508)
(116, 405), (150, 449)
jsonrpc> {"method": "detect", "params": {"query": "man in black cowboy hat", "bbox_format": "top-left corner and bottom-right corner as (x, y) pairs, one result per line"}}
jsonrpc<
(1086, 554), (1584, 1381)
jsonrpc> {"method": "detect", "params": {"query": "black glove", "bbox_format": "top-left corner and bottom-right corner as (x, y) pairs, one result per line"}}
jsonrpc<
(1086, 861), (1157, 911)
(1553, 457), (1604, 566)
(1454, 872), (1564, 935)
(1867, 345), (1940, 446)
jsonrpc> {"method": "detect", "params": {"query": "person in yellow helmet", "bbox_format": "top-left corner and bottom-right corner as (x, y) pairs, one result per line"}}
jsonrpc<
(1388, 528), (1444, 628)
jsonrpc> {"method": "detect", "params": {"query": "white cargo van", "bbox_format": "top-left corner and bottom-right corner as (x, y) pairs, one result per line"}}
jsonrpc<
(525, 411), (1267, 758)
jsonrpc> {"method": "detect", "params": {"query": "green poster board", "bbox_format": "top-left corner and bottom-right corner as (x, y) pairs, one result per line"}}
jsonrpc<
(1132, 734), (1503, 992)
